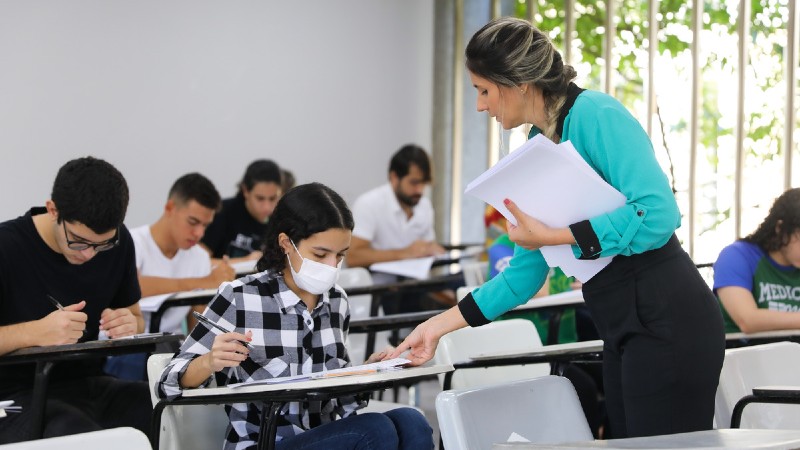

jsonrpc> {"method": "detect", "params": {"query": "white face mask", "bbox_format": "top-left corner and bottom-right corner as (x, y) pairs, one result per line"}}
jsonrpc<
(286, 240), (342, 295)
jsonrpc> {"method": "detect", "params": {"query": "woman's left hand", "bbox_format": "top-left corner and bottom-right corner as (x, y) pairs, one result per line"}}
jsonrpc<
(504, 198), (555, 250)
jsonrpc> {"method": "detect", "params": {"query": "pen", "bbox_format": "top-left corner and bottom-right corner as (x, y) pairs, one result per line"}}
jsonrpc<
(46, 294), (65, 311)
(192, 311), (254, 349)
(47, 294), (87, 340)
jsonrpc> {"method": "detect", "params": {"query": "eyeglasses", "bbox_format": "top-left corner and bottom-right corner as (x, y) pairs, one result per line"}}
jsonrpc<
(62, 221), (119, 252)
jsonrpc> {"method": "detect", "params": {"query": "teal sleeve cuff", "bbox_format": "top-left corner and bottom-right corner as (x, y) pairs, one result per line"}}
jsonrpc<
(471, 247), (549, 320)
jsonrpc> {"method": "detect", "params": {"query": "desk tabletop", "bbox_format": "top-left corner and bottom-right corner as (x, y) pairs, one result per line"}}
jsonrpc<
(725, 329), (800, 342)
(345, 273), (464, 297)
(512, 290), (584, 312)
(349, 311), (439, 333)
(0, 333), (183, 365)
(471, 340), (604, 362)
(492, 429), (800, 449)
(181, 363), (452, 398)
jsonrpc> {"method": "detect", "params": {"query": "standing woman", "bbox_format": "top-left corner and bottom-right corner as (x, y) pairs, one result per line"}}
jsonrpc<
(390, 17), (724, 439)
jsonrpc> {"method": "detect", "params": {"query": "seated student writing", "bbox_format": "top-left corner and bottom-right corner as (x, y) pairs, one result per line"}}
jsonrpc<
(715, 188), (800, 333)
(105, 173), (236, 380)
(0, 157), (150, 442)
(200, 159), (283, 266)
(157, 182), (433, 450)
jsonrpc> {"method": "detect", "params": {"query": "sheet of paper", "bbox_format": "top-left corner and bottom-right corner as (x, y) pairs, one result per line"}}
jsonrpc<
(231, 260), (257, 274)
(465, 135), (626, 282)
(369, 257), (435, 280)
(137, 293), (171, 312)
(229, 358), (411, 388)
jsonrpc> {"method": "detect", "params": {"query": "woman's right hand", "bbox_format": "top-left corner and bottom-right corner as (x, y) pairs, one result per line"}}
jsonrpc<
(205, 330), (252, 373)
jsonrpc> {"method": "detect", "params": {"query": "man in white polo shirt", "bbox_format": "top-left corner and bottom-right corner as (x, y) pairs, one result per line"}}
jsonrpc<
(347, 144), (450, 315)
(105, 173), (235, 380)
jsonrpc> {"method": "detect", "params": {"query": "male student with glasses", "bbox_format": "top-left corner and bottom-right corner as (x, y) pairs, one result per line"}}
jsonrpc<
(0, 156), (151, 443)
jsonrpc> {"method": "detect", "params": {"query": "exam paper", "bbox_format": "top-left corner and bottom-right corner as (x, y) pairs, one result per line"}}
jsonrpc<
(369, 257), (435, 280)
(228, 358), (411, 388)
(465, 135), (626, 282)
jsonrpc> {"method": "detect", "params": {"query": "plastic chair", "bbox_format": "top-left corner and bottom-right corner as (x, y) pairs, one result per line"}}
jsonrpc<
(436, 375), (593, 449)
(337, 267), (392, 365)
(455, 285), (477, 302)
(433, 319), (550, 390)
(460, 260), (487, 287)
(0, 428), (152, 449)
(147, 353), (229, 450)
(715, 341), (800, 429)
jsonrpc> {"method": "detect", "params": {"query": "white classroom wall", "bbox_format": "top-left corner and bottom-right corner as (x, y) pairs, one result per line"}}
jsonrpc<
(0, 1), (434, 228)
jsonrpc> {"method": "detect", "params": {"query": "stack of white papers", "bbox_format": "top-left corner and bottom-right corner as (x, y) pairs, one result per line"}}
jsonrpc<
(465, 134), (626, 282)
(369, 257), (435, 280)
(228, 358), (411, 388)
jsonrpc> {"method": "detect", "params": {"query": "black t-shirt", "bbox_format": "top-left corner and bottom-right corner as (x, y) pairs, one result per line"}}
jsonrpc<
(200, 195), (269, 258)
(0, 208), (140, 396)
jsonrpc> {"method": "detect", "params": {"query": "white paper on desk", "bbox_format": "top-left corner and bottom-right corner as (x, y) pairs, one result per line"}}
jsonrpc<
(228, 358), (411, 388)
(369, 257), (435, 280)
(231, 260), (257, 274)
(507, 432), (531, 442)
(465, 135), (626, 283)
(137, 293), (171, 312)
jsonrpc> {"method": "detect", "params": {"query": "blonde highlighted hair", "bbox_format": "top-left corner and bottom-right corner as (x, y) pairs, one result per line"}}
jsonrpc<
(465, 17), (577, 141)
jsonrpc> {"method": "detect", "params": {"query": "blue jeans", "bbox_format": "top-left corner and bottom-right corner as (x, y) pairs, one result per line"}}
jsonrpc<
(275, 407), (433, 450)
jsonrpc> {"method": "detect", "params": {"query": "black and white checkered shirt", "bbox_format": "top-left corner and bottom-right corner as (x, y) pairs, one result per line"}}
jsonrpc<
(157, 270), (365, 449)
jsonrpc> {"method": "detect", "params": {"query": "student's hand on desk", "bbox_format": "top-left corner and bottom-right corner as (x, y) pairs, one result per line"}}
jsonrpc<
(208, 257), (236, 285)
(99, 308), (137, 338)
(37, 301), (87, 345)
(405, 240), (441, 259)
(505, 198), (555, 250)
(245, 250), (263, 261)
(206, 330), (252, 373)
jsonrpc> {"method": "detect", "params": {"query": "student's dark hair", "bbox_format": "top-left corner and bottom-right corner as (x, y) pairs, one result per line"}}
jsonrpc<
(168, 173), (222, 211)
(281, 169), (296, 192)
(237, 159), (282, 197)
(256, 183), (353, 273)
(743, 188), (800, 252)
(466, 17), (577, 140)
(51, 156), (129, 233)
(389, 144), (432, 182)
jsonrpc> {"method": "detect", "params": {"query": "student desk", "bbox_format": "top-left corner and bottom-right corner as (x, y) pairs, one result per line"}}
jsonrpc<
(725, 329), (800, 348)
(443, 340), (604, 391)
(150, 363), (453, 450)
(491, 429), (800, 449)
(148, 288), (217, 332)
(0, 334), (183, 440)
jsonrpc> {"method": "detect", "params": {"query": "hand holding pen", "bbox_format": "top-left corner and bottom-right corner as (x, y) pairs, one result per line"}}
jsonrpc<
(42, 295), (87, 346)
(192, 311), (253, 374)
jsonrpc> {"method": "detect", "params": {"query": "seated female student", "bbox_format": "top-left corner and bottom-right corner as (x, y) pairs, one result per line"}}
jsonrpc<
(157, 182), (433, 450)
(715, 187), (800, 334)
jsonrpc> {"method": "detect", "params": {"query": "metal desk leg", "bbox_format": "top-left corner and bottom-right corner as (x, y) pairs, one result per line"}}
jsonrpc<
(257, 401), (282, 450)
(29, 361), (54, 439)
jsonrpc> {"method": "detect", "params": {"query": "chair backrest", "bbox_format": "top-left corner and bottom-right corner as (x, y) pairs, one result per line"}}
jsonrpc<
(0, 428), (151, 450)
(455, 285), (477, 302)
(436, 375), (593, 449)
(460, 260), (488, 287)
(715, 341), (800, 428)
(433, 319), (550, 389)
(147, 353), (229, 450)
(336, 267), (391, 364)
